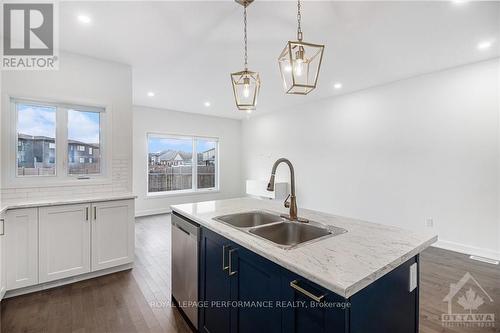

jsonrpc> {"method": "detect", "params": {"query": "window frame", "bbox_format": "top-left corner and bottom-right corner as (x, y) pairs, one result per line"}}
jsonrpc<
(6, 96), (111, 187)
(146, 132), (219, 197)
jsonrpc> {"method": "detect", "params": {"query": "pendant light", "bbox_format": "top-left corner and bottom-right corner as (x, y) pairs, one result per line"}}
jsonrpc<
(278, 0), (324, 95)
(231, 0), (261, 111)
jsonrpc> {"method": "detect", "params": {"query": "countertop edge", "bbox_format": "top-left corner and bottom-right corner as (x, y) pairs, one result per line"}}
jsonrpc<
(171, 205), (437, 298)
(0, 193), (137, 214)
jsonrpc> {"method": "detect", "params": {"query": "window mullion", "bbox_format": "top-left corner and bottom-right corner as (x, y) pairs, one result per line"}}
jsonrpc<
(192, 138), (197, 191)
(57, 106), (68, 178)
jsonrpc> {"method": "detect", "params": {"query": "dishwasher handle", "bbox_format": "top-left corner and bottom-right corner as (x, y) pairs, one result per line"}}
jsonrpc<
(172, 213), (200, 238)
(175, 223), (191, 236)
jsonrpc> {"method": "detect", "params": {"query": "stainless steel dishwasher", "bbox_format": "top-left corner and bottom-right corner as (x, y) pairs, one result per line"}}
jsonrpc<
(171, 212), (199, 329)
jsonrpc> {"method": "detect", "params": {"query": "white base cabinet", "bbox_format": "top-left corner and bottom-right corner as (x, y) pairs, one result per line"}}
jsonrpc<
(0, 213), (6, 297)
(92, 200), (135, 271)
(39, 204), (91, 283)
(5, 208), (38, 290)
(4, 199), (135, 294)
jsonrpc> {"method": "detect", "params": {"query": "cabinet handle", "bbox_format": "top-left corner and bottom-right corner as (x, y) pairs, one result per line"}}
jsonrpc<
(222, 245), (230, 271)
(290, 280), (325, 303)
(0, 219), (4, 236)
(85, 208), (89, 221)
(228, 248), (238, 276)
(93, 207), (97, 220)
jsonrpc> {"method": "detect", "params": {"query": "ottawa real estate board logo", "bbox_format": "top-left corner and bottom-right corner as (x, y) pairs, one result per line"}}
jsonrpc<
(442, 272), (495, 328)
(1, 2), (59, 70)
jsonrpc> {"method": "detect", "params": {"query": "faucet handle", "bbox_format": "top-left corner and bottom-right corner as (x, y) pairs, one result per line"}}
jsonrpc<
(284, 194), (291, 208)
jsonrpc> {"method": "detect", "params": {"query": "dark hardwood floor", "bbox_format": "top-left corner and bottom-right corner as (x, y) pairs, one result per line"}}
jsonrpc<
(1, 214), (499, 332)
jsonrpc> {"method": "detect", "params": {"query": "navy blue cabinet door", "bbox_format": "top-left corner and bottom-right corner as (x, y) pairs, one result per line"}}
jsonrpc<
(228, 245), (282, 333)
(281, 271), (348, 333)
(199, 228), (232, 333)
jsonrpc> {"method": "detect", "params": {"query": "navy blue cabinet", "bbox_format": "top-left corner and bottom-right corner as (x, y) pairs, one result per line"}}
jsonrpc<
(200, 228), (282, 333)
(229, 244), (283, 333)
(349, 256), (419, 333)
(199, 227), (232, 333)
(197, 224), (419, 333)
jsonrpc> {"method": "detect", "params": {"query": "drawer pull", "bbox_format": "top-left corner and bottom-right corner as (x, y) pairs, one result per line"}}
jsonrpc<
(0, 219), (4, 236)
(228, 248), (238, 276)
(222, 244), (230, 271)
(85, 207), (89, 221)
(290, 280), (325, 302)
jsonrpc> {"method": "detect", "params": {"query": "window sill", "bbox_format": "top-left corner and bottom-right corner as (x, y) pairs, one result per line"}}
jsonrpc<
(4, 176), (113, 189)
(146, 188), (220, 199)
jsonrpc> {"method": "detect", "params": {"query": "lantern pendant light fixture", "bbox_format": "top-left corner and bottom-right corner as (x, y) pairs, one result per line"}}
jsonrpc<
(278, 0), (325, 95)
(231, 0), (261, 111)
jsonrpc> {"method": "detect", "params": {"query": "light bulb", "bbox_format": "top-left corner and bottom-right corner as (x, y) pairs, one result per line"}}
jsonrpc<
(284, 64), (292, 72)
(293, 59), (304, 77)
(242, 76), (251, 98)
(243, 84), (250, 98)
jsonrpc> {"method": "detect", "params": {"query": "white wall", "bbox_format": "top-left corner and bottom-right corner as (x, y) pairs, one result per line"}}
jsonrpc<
(242, 59), (500, 260)
(1, 52), (133, 201)
(133, 106), (243, 216)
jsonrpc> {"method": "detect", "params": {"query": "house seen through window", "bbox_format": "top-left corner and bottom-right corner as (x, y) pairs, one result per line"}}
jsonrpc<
(16, 103), (57, 176)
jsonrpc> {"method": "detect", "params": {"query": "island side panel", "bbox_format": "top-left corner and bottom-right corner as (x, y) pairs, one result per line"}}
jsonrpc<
(349, 256), (419, 333)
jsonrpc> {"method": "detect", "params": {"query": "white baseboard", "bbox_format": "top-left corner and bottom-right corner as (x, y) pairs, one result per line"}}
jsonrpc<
(433, 240), (500, 261)
(4, 263), (134, 299)
(135, 207), (171, 217)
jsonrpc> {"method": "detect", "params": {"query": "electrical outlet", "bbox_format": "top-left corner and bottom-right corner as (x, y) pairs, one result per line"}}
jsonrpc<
(425, 218), (434, 228)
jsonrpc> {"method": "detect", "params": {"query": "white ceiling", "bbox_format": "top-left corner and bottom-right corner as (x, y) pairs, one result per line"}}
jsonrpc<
(59, 1), (500, 119)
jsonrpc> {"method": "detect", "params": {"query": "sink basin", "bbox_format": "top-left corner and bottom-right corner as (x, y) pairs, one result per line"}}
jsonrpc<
(249, 221), (346, 249)
(214, 211), (284, 228)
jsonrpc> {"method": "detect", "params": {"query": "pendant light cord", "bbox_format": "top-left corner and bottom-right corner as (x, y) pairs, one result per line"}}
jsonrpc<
(297, 0), (303, 41)
(244, 3), (248, 70)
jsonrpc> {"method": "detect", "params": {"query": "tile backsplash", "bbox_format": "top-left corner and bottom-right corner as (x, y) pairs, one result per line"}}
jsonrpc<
(1, 158), (131, 203)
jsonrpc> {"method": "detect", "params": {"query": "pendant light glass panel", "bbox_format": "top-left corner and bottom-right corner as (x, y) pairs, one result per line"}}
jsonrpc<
(231, 70), (260, 110)
(278, 40), (324, 95)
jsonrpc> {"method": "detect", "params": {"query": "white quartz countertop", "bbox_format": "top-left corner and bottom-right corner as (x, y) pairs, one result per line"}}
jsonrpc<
(0, 193), (136, 215)
(171, 197), (437, 298)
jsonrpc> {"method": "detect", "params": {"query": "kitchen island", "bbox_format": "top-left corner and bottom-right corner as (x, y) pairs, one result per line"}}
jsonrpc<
(171, 197), (437, 333)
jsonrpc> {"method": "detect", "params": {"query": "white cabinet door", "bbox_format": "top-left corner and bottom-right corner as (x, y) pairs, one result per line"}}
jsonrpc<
(91, 200), (134, 271)
(39, 204), (91, 283)
(5, 208), (38, 290)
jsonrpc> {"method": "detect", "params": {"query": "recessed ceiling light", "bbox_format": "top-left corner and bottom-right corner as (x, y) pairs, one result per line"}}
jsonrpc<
(477, 40), (493, 50)
(77, 14), (91, 24)
(333, 82), (343, 89)
(452, 0), (468, 5)
(204, 101), (211, 107)
(147, 91), (155, 97)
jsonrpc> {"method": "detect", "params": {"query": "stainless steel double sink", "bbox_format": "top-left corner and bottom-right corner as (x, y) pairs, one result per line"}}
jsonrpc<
(213, 211), (347, 250)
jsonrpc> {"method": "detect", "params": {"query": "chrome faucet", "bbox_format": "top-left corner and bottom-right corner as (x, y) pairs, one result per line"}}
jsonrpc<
(267, 158), (308, 223)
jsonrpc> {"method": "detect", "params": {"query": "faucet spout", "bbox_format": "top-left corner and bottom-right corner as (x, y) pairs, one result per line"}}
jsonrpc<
(267, 158), (306, 222)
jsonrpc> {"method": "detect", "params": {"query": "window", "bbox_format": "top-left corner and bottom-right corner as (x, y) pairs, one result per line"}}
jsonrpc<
(16, 103), (56, 176)
(147, 134), (218, 195)
(12, 98), (106, 182)
(68, 109), (101, 175)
